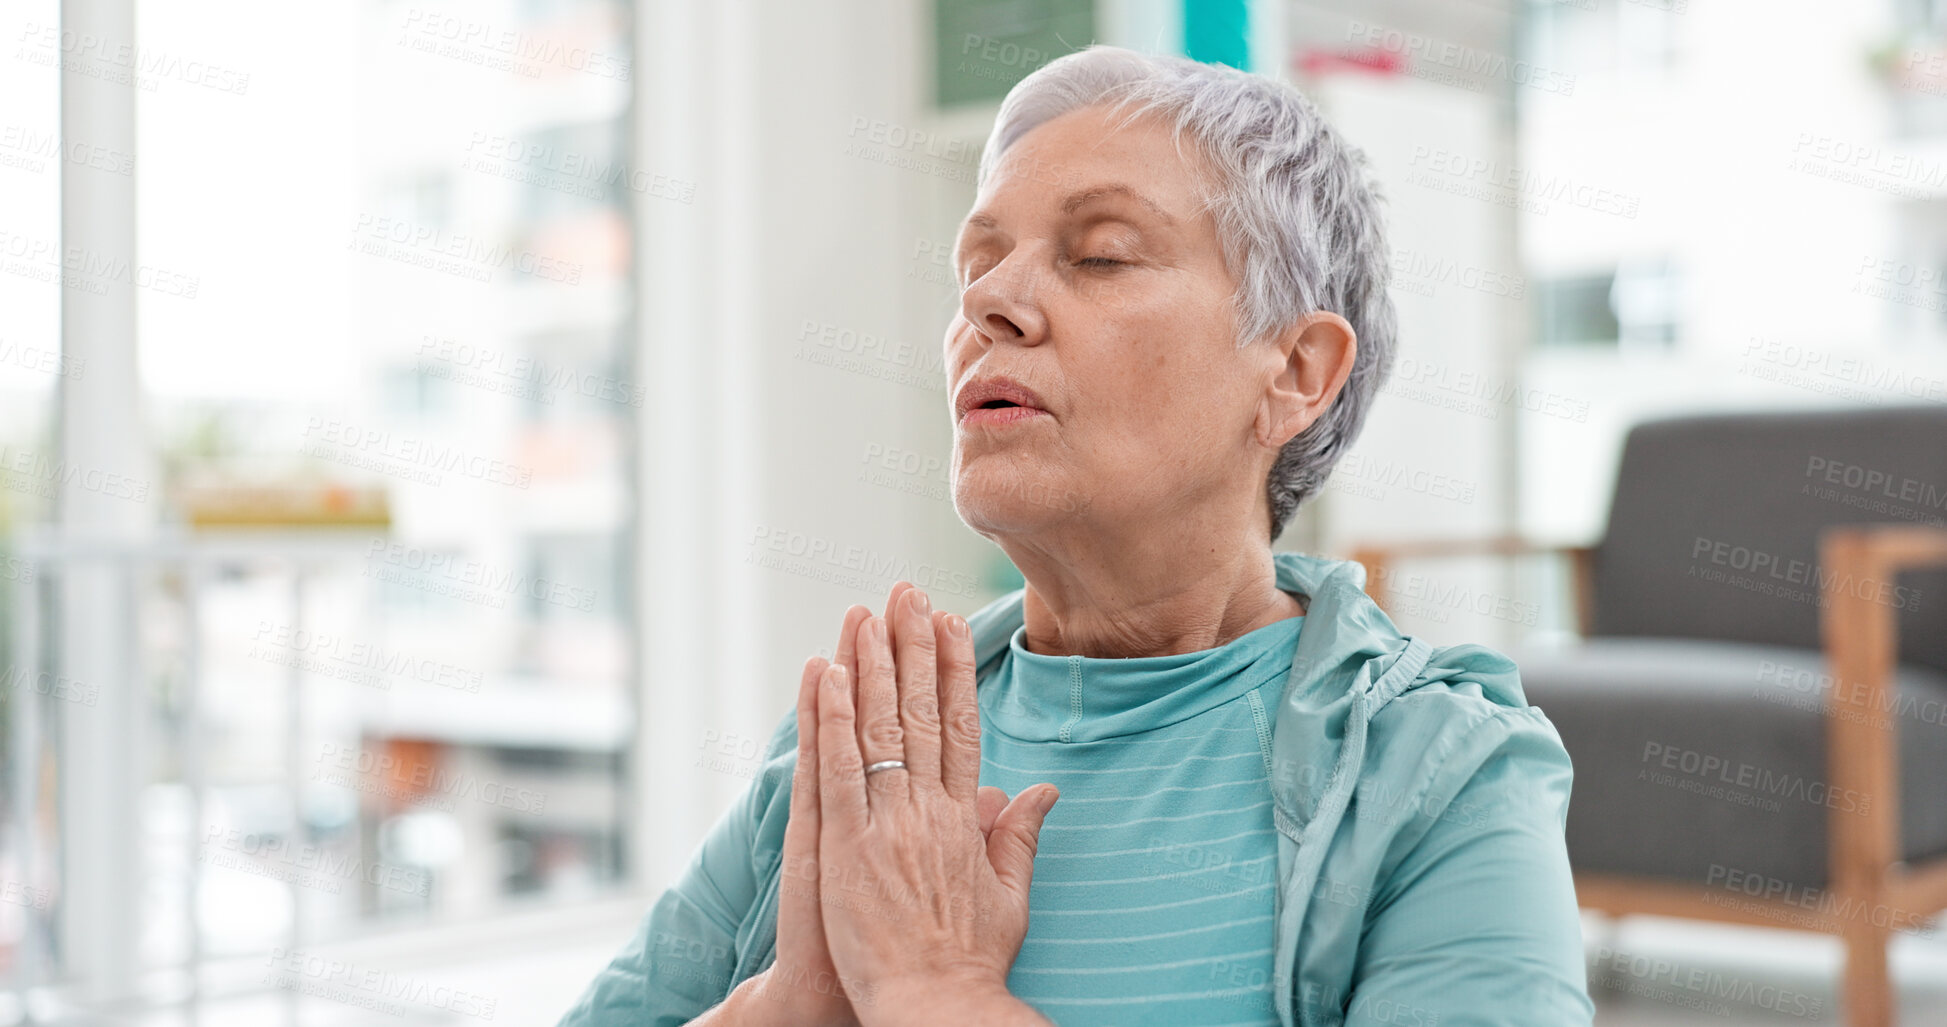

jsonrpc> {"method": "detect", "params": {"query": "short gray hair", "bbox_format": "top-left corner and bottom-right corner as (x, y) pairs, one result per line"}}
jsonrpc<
(977, 46), (1397, 540)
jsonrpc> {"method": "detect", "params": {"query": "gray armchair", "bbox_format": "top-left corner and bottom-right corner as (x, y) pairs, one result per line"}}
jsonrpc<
(1348, 405), (1947, 1027)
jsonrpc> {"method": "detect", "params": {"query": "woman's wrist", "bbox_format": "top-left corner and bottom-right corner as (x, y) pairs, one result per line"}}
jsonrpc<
(694, 973), (778, 1027)
(861, 976), (1052, 1027)
(697, 971), (803, 1027)
(706, 968), (864, 1027)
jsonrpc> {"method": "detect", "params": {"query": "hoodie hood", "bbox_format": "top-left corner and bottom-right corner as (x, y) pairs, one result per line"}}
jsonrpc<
(964, 548), (1533, 1027)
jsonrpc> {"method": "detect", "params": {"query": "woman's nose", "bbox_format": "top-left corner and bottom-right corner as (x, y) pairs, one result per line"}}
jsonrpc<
(977, 308), (1025, 341)
(960, 260), (1048, 346)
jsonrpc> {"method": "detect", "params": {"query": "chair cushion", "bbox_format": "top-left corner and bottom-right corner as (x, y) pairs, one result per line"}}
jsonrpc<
(1509, 637), (1947, 890)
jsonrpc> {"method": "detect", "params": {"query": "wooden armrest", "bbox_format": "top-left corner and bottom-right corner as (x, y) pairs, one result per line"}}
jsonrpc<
(1345, 535), (1593, 562)
(1342, 536), (1598, 635)
(1819, 523), (1947, 935)
(1822, 522), (1947, 575)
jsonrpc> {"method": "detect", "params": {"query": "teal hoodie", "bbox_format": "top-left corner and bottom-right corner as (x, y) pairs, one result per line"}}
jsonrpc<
(559, 551), (1594, 1026)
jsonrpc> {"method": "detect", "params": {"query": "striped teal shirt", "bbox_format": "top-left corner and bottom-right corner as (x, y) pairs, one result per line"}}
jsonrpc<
(978, 614), (1303, 1026)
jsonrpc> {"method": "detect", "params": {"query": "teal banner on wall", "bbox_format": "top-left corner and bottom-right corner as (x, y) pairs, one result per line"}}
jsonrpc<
(1183, 0), (1250, 70)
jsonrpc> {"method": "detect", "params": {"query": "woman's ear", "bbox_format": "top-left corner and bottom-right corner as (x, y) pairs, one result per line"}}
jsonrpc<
(1256, 311), (1357, 450)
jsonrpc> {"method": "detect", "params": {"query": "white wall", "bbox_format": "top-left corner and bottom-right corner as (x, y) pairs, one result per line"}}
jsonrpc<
(633, 0), (953, 891)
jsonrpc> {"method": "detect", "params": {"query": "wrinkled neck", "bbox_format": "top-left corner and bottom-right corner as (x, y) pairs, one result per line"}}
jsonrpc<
(1004, 538), (1305, 659)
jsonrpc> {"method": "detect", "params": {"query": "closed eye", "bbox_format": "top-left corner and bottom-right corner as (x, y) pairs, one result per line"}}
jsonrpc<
(1076, 257), (1125, 269)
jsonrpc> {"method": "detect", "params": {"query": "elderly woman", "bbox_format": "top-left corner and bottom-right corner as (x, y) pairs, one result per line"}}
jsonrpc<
(561, 46), (1591, 1027)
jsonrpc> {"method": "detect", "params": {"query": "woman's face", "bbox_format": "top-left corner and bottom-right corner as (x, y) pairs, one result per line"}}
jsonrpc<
(945, 103), (1289, 542)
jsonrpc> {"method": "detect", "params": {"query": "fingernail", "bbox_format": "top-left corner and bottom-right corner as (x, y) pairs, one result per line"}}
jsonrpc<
(950, 615), (970, 639)
(1038, 787), (1059, 814)
(910, 590), (931, 616)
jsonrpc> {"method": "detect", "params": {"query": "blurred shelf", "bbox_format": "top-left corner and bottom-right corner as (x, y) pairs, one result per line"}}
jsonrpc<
(8, 526), (398, 565)
(364, 675), (630, 752)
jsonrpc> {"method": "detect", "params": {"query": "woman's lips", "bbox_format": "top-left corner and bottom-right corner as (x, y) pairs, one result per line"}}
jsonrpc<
(960, 405), (1051, 428)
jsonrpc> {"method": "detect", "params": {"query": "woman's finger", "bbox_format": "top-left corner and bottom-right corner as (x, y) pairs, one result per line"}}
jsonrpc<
(987, 785), (1059, 902)
(894, 589), (943, 786)
(816, 663), (868, 829)
(792, 656), (827, 817)
(833, 604), (871, 694)
(936, 611), (982, 804)
(854, 615), (910, 806)
(881, 581), (914, 653)
(782, 655), (826, 913)
(976, 785), (1009, 838)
